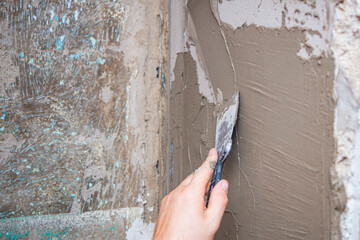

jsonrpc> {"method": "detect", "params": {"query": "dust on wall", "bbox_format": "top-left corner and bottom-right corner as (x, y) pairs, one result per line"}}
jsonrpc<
(0, 0), (168, 238)
(170, 0), (343, 239)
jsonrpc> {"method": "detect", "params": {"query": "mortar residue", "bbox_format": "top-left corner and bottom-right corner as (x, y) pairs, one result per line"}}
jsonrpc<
(0, 0), (169, 237)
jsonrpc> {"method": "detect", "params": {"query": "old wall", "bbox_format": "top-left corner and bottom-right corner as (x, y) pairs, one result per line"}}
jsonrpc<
(169, 0), (355, 239)
(333, 0), (360, 239)
(0, 0), (168, 239)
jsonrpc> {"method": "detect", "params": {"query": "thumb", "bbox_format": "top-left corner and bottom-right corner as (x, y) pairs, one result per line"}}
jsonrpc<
(190, 148), (218, 193)
(206, 180), (229, 231)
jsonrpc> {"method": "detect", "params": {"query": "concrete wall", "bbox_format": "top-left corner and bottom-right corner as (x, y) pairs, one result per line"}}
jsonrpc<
(0, 0), (168, 239)
(1, 0), (359, 239)
(170, 0), (359, 239)
(333, 0), (360, 239)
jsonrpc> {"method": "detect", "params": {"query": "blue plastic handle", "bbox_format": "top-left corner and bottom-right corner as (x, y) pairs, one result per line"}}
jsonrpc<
(206, 154), (224, 207)
(206, 141), (232, 207)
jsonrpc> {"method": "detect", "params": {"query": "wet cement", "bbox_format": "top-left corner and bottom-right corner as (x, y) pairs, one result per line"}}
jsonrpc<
(170, 0), (336, 239)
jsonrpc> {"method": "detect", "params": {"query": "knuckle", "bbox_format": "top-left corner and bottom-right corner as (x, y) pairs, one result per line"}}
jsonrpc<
(222, 194), (229, 206)
(168, 190), (176, 199)
(215, 190), (228, 204)
(182, 187), (194, 199)
(161, 196), (168, 205)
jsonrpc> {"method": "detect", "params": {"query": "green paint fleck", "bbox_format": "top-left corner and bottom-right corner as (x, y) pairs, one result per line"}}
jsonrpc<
(0, 230), (30, 240)
(40, 228), (69, 240)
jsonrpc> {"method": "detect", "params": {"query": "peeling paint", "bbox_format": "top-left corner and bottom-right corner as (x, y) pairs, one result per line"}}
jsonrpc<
(217, 0), (331, 60)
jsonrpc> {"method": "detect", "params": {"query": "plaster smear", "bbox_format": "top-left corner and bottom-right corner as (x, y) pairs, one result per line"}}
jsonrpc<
(188, 44), (216, 104)
(170, 0), (339, 239)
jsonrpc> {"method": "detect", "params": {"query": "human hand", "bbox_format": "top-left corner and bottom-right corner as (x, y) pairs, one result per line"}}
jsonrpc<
(153, 148), (229, 240)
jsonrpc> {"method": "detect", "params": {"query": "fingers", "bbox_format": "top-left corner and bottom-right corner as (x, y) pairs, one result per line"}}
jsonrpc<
(205, 180), (229, 230)
(205, 180), (211, 195)
(178, 173), (193, 189)
(190, 148), (218, 193)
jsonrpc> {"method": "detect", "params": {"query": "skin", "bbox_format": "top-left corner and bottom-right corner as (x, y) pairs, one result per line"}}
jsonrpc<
(153, 148), (229, 240)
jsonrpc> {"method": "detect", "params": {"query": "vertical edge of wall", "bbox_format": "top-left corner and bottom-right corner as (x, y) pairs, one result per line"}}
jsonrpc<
(167, 0), (186, 194)
(332, 0), (360, 239)
(159, 0), (170, 205)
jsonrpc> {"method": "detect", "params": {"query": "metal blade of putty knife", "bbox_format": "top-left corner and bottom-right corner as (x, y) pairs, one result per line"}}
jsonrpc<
(206, 91), (239, 207)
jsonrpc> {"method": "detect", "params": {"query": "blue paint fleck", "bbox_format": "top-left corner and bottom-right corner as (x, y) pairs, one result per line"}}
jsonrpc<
(62, 14), (67, 24)
(0, 230), (30, 240)
(115, 161), (120, 168)
(171, 142), (174, 182)
(69, 53), (85, 59)
(161, 73), (166, 93)
(40, 228), (70, 240)
(52, 129), (63, 135)
(74, 10), (79, 21)
(1, 110), (6, 120)
(90, 57), (105, 65)
(49, 10), (55, 22)
(89, 37), (96, 48)
(56, 35), (65, 50)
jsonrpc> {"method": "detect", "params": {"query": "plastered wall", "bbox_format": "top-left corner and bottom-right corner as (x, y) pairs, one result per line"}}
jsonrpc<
(170, 0), (359, 239)
(0, 0), (168, 238)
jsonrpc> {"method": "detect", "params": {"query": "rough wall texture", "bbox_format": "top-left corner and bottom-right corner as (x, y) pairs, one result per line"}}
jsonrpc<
(333, 0), (360, 239)
(170, 0), (344, 239)
(0, 0), (168, 238)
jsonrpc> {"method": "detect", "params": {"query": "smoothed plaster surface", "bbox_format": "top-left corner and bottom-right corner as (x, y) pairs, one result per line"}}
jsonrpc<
(170, 0), (341, 239)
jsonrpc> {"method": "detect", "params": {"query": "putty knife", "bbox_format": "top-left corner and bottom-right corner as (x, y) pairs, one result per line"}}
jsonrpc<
(206, 92), (239, 207)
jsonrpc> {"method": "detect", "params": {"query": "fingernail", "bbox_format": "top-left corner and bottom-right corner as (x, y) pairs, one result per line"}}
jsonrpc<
(221, 181), (229, 193)
(209, 148), (217, 157)
(208, 160), (217, 170)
